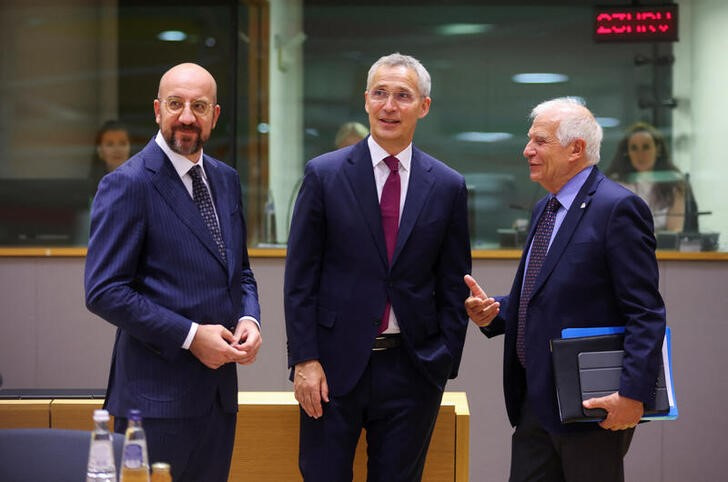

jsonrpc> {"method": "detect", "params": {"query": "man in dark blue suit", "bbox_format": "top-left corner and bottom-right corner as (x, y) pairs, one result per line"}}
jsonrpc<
(85, 63), (261, 482)
(465, 97), (666, 482)
(284, 53), (471, 481)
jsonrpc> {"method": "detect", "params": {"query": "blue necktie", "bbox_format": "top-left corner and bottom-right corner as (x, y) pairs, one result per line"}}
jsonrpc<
(189, 165), (227, 262)
(516, 196), (560, 366)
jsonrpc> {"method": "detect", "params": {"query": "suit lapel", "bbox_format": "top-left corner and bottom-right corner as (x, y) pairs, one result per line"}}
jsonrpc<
(204, 158), (233, 273)
(531, 167), (603, 296)
(144, 142), (227, 269)
(342, 142), (389, 266)
(392, 147), (434, 266)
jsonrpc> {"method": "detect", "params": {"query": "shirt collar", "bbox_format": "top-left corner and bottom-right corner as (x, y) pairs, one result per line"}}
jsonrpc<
(367, 136), (412, 172)
(554, 165), (593, 210)
(155, 130), (206, 178)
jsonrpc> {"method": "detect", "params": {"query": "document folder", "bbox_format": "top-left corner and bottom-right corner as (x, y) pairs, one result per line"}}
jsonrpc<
(551, 326), (677, 423)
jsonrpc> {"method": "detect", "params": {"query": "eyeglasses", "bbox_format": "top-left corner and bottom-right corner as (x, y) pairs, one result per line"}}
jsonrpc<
(368, 89), (418, 105)
(158, 96), (215, 116)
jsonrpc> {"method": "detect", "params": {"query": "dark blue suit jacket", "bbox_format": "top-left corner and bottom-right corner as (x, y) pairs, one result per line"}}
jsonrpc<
(284, 138), (471, 395)
(85, 139), (260, 418)
(483, 167), (666, 433)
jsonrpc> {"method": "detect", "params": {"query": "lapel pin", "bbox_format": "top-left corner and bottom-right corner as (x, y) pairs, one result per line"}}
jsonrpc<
(580, 202), (586, 209)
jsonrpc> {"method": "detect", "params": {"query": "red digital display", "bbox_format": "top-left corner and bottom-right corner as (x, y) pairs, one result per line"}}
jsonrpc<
(594, 4), (678, 42)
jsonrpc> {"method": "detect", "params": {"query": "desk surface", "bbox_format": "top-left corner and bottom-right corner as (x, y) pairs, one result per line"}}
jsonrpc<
(1, 391), (470, 482)
(237, 391), (469, 412)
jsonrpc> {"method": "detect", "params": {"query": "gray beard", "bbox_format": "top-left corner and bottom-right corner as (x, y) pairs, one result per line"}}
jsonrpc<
(166, 126), (204, 155)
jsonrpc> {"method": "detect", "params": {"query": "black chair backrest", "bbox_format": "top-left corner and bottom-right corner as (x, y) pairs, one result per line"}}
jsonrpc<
(0, 428), (123, 482)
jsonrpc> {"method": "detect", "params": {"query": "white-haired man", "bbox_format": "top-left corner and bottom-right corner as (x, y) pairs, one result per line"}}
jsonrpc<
(465, 97), (666, 481)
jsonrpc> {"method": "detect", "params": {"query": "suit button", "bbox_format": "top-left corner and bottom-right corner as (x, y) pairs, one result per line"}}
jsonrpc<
(373, 319), (380, 326)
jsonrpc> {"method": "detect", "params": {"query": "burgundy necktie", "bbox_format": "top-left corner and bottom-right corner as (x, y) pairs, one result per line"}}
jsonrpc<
(379, 156), (400, 334)
(516, 196), (560, 366)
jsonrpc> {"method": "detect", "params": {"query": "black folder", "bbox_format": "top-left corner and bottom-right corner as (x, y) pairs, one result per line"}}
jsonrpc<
(550, 333), (669, 423)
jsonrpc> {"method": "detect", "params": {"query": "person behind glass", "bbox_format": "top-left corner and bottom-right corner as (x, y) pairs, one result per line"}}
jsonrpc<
(85, 63), (262, 482)
(334, 120), (369, 149)
(90, 120), (131, 191)
(605, 121), (686, 231)
(284, 53), (471, 481)
(464, 98), (666, 482)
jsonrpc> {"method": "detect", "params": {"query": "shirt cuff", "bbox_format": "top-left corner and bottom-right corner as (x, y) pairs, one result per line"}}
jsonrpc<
(182, 322), (199, 350)
(239, 316), (261, 331)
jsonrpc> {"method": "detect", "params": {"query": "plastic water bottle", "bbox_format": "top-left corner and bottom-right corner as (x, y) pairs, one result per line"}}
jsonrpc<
(120, 409), (150, 482)
(86, 409), (117, 482)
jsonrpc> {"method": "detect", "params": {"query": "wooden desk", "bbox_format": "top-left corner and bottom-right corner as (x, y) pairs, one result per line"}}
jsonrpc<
(51, 399), (106, 430)
(0, 391), (470, 481)
(0, 399), (51, 428)
(232, 392), (469, 482)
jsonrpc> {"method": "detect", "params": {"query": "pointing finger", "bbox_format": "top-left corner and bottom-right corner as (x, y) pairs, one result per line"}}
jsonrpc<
(464, 274), (487, 299)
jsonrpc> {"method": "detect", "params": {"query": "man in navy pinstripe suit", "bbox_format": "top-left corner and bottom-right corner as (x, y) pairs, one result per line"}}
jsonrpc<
(85, 63), (261, 482)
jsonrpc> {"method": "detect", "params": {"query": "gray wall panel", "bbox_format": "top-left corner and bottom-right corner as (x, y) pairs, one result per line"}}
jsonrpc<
(0, 256), (725, 481)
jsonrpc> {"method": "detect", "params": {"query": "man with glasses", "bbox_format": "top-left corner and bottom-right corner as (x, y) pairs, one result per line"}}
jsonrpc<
(285, 52), (471, 480)
(85, 62), (261, 482)
(464, 97), (666, 481)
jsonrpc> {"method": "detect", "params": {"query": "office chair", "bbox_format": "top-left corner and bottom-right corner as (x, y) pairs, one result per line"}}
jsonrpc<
(0, 428), (123, 482)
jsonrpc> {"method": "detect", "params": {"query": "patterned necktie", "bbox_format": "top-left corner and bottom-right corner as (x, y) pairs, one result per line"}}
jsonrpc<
(189, 165), (227, 262)
(379, 156), (400, 334)
(516, 196), (560, 366)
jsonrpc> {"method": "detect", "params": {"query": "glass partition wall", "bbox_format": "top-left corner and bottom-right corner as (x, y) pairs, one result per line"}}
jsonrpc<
(1, 0), (724, 252)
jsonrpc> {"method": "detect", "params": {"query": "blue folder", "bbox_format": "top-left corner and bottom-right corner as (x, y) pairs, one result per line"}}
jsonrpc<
(561, 325), (678, 421)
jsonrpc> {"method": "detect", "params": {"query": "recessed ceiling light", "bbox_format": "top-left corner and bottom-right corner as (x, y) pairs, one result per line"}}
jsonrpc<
(157, 30), (187, 42)
(512, 73), (569, 84)
(455, 132), (513, 143)
(436, 24), (492, 36)
(596, 117), (620, 128)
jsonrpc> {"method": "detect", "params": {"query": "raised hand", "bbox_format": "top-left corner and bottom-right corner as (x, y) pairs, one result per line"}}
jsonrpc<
(464, 274), (500, 327)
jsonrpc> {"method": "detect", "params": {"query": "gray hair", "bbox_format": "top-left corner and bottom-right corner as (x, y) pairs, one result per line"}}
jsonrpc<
(366, 53), (431, 98)
(530, 97), (603, 165)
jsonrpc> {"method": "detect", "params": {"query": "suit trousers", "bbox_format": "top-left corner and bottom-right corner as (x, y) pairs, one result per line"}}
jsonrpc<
(510, 401), (634, 482)
(298, 345), (443, 482)
(114, 394), (236, 482)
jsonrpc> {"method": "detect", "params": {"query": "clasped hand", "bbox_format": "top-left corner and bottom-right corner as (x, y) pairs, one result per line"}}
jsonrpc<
(190, 320), (262, 369)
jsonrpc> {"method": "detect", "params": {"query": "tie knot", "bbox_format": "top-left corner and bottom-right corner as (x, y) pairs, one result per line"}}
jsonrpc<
(383, 156), (399, 173)
(189, 164), (202, 180)
(547, 196), (560, 212)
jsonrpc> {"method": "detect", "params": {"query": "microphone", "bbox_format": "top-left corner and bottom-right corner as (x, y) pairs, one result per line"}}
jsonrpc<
(683, 173), (700, 232)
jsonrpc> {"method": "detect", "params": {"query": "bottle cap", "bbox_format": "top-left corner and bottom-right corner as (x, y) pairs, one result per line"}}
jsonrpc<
(93, 409), (110, 422)
(152, 462), (171, 472)
(127, 409), (142, 420)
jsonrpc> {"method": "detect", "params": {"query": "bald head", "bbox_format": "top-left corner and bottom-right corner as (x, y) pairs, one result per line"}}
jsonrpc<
(158, 63), (217, 104)
(154, 63), (221, 161)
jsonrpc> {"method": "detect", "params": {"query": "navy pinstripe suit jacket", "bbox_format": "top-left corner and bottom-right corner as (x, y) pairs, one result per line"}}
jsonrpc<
(85, 139), (260, 418)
